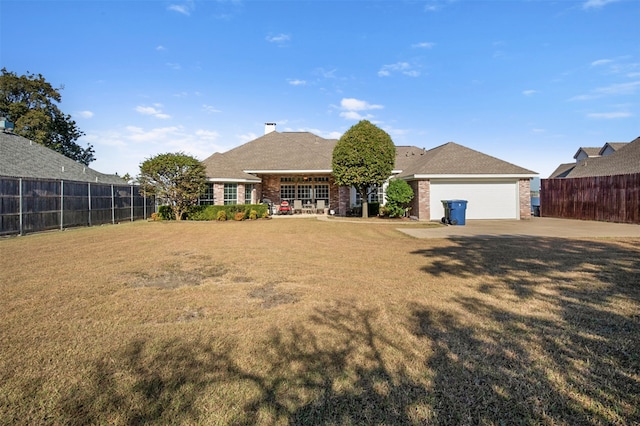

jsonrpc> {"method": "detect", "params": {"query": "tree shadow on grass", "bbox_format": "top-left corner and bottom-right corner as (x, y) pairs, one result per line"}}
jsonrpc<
(58, 303), (430, 425)
(410, 237), (640, 424)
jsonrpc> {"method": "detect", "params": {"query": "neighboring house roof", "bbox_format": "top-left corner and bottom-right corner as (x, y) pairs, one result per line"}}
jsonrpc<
(598, 142), (628, 156)
(548, 163), (576, 178)
(203, 133), (537, 181)
(563, 136), (640, 178)
(396, 142), (537, 179)
(0, 131), (126, 184)
(574, 147), (601, 160)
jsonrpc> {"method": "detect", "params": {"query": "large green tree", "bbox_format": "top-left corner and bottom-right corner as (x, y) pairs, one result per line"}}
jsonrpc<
(332, 120), (396, 218)
(138, 152), (207, 221)
(0, 68), (95, 165)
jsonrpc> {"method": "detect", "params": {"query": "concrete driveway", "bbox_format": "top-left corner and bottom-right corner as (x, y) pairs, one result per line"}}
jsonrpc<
(398, 217), (640, 239)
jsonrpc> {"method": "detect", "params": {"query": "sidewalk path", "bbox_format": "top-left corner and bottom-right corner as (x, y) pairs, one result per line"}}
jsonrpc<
(397, 217), (640, 239)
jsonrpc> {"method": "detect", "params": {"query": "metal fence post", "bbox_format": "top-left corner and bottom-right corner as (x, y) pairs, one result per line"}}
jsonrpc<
(111, 184), (115, 224)
(19, 178), (24, 236)
(130, 185), (134, 222)
(60, 180), (64, 231)
(88, 182), (92, 227)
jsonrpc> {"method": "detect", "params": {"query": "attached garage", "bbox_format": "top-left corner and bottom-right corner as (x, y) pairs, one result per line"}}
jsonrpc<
(396, 142), (537, 221)
(429, 179), (520, 220)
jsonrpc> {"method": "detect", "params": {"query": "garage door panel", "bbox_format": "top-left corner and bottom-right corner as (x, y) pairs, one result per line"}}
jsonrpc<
(430, 181), (518, 220)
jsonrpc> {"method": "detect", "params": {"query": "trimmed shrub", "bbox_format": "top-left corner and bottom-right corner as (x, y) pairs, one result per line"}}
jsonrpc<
(158, 205), (175, 220)
(188, 204), (269, 221)
(234, 212), (245, 221)
(384, 179), (414, 218)
(249, 210), (258, 220)
(216, 210), (227, 221)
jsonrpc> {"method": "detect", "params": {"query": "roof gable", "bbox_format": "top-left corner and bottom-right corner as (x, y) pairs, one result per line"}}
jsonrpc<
(574, 147), (601, 160)
(0, 131), (125, 184)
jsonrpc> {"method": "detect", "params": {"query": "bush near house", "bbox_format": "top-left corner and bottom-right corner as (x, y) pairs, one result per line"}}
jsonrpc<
(187, 204), (269, 221)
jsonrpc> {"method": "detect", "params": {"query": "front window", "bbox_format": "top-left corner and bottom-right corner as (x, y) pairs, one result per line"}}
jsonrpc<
(224, 183), (237, 205)
(245, 184), (254, 204)
(297, 184), (312, 204)
(199, 183), (215, 205)
(315, 184), (329, 202)
(280, 184), (296, 202)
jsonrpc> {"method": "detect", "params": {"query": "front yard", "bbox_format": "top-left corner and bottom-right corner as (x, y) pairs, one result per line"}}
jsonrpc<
(1, 219), (638, 425)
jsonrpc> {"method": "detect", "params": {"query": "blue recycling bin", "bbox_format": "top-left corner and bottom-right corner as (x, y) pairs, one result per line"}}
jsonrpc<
(441, 200), (468, 225)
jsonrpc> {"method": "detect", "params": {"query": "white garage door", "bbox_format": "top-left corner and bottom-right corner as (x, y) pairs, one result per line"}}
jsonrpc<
(430, 180), (519, 220)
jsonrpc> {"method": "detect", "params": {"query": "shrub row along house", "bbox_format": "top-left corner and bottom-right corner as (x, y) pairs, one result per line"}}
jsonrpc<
(202, 123), (537, 221)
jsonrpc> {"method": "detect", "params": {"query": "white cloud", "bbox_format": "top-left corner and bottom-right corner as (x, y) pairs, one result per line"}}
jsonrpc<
(194, 129), (220, 141)
(168, 1), (194, 16)
(266, 33), (291, 44)
(135, 105), (171, 119)
(288, 79), (307, 86)
(591, 58), (613, 67)
(337, 98), (383, 121)
(378, 62), (420, 77)
(583, 0), (621, 9)
(522, 90), (537, 96)
(412, 42), (435, 49)
(156, 45), (166, 51)
(595, 81), (640, 96)
(568, 81), (640, 101)
(166, 62), (182, 70)
(586, 111), (632, 119)
(202, 104), (222, 113)
(340, 98), (383, 112)
(340, 111), (368, 120)
(77, 110), (94, 118)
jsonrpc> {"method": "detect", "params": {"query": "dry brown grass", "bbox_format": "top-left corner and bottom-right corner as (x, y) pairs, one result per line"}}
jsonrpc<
(1, 219), (639, 425)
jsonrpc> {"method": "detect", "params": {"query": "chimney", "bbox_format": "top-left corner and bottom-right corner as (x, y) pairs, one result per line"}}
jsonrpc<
(264, 122), (276, 135)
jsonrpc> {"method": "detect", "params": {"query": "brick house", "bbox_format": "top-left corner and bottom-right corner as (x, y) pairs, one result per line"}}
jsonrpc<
(201, 123), (537, 220)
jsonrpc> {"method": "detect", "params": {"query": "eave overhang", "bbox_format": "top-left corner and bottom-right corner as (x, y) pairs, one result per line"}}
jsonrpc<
(401, 173), (538, 180)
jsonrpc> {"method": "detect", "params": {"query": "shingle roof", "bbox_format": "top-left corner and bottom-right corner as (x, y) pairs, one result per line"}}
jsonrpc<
(396, 142), (536, 178)
(565, 136), (640, 178)
(548, 163), (576, 178)
(598, 142), (628, 156)
(574, 147), (601, 159)
(0, 131), (126, 184)
(202, 132), (338, 180)
(203, 134), (536, 181)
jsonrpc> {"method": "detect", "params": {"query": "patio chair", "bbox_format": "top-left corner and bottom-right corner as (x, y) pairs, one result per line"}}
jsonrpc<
(293, 199), (303, 214)
(316, 200), (326, 214)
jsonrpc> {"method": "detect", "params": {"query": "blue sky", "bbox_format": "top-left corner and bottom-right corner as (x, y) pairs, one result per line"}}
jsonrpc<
(1, 0), (639, 179)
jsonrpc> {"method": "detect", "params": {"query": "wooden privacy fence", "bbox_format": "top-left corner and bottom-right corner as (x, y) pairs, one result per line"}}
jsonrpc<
(0, 177), (155, 236)
(541, 173), (640, 224)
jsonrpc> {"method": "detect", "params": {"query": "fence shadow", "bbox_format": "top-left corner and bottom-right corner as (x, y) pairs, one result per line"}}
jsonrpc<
(409, 236), (640, 424)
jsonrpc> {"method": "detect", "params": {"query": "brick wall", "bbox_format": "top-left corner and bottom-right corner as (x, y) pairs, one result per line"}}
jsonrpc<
(213, 183), (224, 206)
(407, 180), (431, 221)
(519, 179), (532, 219)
